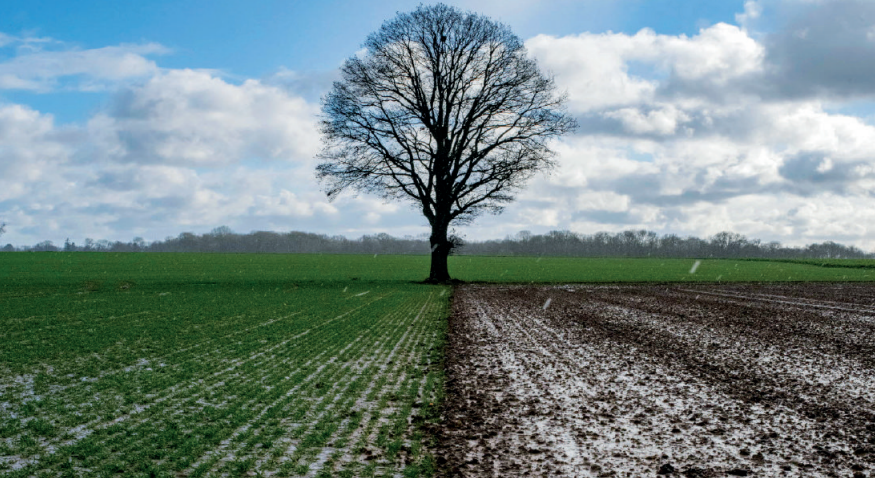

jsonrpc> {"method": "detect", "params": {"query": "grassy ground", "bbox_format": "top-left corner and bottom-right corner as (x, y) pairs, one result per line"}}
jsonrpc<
(1, 252), (873, 476)
(742, 257), (875, 269)
(2, 252), (874, 286)
(0, 253), (447, 477)
(451, 256), (875, 282)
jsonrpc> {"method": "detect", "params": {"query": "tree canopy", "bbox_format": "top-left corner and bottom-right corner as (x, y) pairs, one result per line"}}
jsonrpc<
(317, 3), (576, 281)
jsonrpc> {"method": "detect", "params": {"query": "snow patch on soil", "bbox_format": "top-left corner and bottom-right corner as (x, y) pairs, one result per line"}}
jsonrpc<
(437, 284), (875, 477)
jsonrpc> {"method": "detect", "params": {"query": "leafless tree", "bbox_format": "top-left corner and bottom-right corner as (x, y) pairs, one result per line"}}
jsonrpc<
(317, 3), (576, 282)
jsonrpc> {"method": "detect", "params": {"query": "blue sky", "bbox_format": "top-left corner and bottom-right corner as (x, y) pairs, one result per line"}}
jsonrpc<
(3, 0), (875, 250)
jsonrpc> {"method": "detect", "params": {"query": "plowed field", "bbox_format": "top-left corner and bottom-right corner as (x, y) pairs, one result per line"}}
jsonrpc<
(438, 284), (875, 477)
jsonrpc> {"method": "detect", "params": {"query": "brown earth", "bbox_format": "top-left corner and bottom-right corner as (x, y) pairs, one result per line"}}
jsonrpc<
(435, 284), (875, 477)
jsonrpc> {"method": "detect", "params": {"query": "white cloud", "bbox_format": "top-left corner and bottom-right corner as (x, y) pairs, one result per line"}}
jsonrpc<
(526, 31), (657, 112)
(0, 40), (168, 91)
(654, 23), (765, 84)
(527, 22), (765, 114)
(603, 104), (690, 135)
(574, 190), (630, 213)
(0, 104), (73, 201)
(253, 189), (338, 218)
(89, 69), (320, 166)
(767, 102), (875, 155)
(735, 1), (763, 30)
(0, 68), (359, 245)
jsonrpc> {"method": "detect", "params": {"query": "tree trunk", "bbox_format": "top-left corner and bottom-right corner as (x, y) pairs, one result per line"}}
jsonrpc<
(428, 222), (451, 282)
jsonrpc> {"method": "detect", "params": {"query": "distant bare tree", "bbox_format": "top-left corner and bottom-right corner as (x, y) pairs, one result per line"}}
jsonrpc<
(317, 3), (576, 282)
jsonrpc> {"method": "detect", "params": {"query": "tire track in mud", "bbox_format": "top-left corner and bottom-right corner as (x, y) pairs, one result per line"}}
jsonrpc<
(676, 288), (875, 315)
(713, 283), (875, 310)
(438, 284), (875, 478)
(575, 286), (875, 406)
(588, 286), (875, 393)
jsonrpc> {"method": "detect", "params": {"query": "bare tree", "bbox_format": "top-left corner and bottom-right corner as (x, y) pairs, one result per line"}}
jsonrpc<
(317, 3), (576, 282)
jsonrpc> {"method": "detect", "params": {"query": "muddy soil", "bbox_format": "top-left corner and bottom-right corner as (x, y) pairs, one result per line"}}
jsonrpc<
(436, 284), (875, 477)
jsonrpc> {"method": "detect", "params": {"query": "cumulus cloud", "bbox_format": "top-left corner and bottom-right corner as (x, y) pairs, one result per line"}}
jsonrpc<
(88, 69), (320, 166)
(0, 65), (363, 245)
(527, 22), (765, 113)
(0, 104), (73, 201)
(0, 65), (418, 245)
(467, 9), (875, 249)
(656, 23), (765, 85)
(526, 31), (657, 112)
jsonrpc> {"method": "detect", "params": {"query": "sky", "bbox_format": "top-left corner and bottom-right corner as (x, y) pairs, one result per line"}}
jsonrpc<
(2, 0), (875, 250)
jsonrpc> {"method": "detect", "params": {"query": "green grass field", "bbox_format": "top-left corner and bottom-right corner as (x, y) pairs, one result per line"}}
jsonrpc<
(1, 252), (873, 477)
(0, 253), (450, 477)
(2, 252), (875, 286)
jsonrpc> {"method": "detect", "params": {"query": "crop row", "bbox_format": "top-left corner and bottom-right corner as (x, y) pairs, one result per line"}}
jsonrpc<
(0, 283), (446, 477)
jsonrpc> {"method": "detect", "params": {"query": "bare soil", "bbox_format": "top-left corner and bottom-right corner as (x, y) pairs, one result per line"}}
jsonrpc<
(436, 284), (875, 477)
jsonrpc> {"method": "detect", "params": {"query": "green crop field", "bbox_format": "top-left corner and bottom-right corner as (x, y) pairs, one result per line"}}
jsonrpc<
(0, 253), (448, 477)
(2, 252), (875, 286)
(449, 256), (875, 282)
(742, 257), (875, 270)
(1, 252), (873, 477)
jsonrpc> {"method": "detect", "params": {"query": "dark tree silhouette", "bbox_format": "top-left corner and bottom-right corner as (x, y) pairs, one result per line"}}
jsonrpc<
(317, 3), (576, 282)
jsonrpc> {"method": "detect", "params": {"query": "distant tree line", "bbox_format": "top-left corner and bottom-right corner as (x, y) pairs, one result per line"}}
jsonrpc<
(3, 227), (872, 259)
(462, 230), (873, 259)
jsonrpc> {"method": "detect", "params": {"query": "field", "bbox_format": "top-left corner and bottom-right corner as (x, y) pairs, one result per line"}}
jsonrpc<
(0, 254), (448, 477)
(2, 253), (875, 286)
(2, 253), (875, 477)
(439, 284), (875, 477)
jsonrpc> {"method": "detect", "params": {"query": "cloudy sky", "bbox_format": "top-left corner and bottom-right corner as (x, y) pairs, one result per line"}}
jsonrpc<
(2, 0), (875, 249)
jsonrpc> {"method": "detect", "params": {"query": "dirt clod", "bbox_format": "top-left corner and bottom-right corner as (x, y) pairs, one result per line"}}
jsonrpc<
(727, 469), (750, 476)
